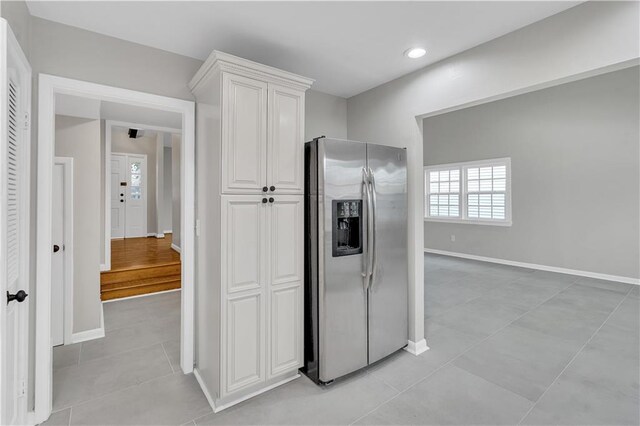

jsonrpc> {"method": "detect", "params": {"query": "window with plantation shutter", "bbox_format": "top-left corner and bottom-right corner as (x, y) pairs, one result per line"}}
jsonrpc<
(424, 158), (511, 226)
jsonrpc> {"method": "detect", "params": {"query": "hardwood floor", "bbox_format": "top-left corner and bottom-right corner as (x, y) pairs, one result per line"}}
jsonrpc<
(101, 235), (181, 300)
(110, 234), (181, 271)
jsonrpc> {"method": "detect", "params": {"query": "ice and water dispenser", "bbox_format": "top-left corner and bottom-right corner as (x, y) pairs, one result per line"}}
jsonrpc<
(331, 200), (363, 257)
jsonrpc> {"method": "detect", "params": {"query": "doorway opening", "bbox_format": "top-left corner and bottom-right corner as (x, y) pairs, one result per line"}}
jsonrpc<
(102, 120), (183, 301)
(36, 75), (195, 425)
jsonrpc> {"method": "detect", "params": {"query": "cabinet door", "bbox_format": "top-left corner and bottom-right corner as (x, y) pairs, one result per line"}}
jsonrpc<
(268, 196), (303, 286)
(222, 73), (268, 193)
(221, 196), (266, 295)
(268, 284), (302, 377)
(224, 291), (265, 394)
(267, 195), (303, 377)
(267, 84), (304, 194)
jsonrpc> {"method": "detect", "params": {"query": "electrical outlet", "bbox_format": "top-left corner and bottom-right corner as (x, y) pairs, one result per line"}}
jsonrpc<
(450, 234), (456, 242)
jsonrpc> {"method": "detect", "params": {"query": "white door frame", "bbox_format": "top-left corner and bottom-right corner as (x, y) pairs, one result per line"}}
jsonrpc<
(0, 18), (31, 426)
(53, 157), (74, 346)
(36, 74), (195, 424)
(104, 120), (181, 271)
(111, 152), (148, 240)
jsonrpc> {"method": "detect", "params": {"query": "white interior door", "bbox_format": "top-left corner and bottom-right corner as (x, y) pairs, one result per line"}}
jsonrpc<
(0, 21), (31, 426)
(110, 154), (126, 239)
(125, 154), (147, 238)
(51, 163), (64, 346)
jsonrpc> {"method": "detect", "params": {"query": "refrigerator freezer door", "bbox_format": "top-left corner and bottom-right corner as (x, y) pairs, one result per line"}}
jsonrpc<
(367, 144), (408, 364)
(319, 138), (369, 382)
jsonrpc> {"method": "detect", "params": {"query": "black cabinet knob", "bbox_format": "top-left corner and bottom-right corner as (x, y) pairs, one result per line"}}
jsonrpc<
(262, 198), (268, 203)
(120, 200), (124, 203)
(262, 186), (268, 192)
(53, 244), (60, 253)
(268, 197), (274, 203)
(7, 290), (28, 304)
(120, 193), (124, 196)
(269, 186), (276, 192)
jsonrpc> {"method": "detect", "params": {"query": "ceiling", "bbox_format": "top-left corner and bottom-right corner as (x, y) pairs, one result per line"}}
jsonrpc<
(28, 1), (580, 98)
(56, 93), (183, 129)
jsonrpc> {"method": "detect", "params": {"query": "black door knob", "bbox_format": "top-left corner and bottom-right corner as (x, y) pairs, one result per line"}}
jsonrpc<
(262, 198), (268, 203)
(7, 290), (28, 304)
(269, 186), (276, 192)
(268, 197), (274, 203)
(262, 186), (268, 192)
(53, 244), (60, 253)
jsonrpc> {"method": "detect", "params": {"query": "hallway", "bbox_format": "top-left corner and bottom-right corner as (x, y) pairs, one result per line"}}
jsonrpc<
(47, 291), (209, 425)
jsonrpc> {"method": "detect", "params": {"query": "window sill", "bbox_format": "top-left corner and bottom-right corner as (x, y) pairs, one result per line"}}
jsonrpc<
(424, 217), (512, 227)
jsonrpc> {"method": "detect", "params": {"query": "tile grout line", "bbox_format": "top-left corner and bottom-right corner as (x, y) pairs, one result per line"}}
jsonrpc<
(59, 341), (170, 372)
(515, 285), (634, 425)
(350, 279), (576, 425)
(161, 341), (175, 373)
(52, 370), (179, 415)
(67, 406), (72, 426)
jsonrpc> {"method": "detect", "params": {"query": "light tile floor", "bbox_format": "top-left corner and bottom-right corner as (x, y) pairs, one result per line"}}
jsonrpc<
(43, 255), (639, 425)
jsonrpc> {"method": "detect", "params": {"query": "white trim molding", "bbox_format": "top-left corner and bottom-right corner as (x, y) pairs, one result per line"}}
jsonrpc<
(405, 339), (429, 356)
(36, 74), (196, 425)
(171, 244), (181, 254)
(424, 248), (640, 285)
(193, 369), (217, 413)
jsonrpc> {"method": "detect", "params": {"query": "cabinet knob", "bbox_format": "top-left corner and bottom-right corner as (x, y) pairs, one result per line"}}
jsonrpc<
(269, 186), (276, 192)
(268, 197), (274, 203)
(262, 186), (268, 192)
(262, 198), (268, 204)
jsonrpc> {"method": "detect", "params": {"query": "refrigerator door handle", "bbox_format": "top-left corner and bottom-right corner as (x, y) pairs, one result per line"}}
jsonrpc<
(368, 168), (377, 290)
(362, 168), (371, 285)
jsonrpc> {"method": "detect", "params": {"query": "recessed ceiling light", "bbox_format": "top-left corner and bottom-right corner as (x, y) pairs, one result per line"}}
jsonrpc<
(405, 47), (426, 59)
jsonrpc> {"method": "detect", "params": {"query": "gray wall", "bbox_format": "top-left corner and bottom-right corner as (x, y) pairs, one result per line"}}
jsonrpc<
(305, 89), (347, 140)
(55, 115), (102, 333)
(171, 135), (181, 249)
(111, 129), (158, 235)
(162, 146), (173, 233)
(423, 67), (640, 279)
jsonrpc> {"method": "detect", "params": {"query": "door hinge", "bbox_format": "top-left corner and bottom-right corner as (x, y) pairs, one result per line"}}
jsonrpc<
(195, 219), (201, 237)
(23, 112), (30, 130)
(19, 379), (26, 397)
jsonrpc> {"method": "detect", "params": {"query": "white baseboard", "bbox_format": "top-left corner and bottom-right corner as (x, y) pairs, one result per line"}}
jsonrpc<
(405, 339), (429, 356)
(424, 248), (640, 285)
(164, 230), (172, 234)
(71, 304), (105, 343)
(100, 263), (108, 272)
(171, 243), (181, 254)
(147, 232), (156, 237)
(213, 374), (299, 413)
(156, 233), (165, 239)
(194, 368), (217, 413)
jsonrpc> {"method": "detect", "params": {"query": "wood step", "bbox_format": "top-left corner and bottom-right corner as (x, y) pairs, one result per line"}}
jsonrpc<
(100, 262), (181, 285)
(101, 274), (181, 292)
(101, 279), (181, 301)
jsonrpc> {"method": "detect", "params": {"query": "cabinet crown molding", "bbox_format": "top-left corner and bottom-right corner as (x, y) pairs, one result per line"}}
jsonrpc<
(189, 50), (314, 94)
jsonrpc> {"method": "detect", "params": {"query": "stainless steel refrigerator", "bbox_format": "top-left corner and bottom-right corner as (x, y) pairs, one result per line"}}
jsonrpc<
(303, 137), (408, 384)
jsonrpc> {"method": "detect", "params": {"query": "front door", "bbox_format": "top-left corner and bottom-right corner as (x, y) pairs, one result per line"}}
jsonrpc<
(0, 21), (31, 426)
(111, 153), (146, 239)
(110, 154), (127, 238)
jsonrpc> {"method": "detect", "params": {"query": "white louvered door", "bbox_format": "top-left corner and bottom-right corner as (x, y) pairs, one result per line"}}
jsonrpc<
(0, 22), (31, 426)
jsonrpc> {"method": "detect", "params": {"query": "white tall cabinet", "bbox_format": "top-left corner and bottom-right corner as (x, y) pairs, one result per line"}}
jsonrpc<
(189, 51), (312, 412)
